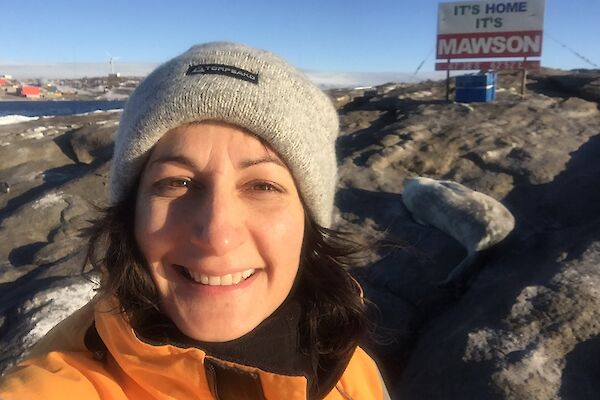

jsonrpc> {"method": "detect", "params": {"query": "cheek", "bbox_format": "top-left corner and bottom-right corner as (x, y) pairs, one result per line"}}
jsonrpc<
(254, 205), (305, 276)
(134, 196), (176, 260)
(272, 219), (302, 245)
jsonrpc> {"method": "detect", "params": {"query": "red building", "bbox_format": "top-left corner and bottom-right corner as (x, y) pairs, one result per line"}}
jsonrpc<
(17, 85), (41, 98)
(0, 79), (6, 86)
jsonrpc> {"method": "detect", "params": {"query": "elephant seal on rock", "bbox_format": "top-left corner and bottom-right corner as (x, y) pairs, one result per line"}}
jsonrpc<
(402, 177), (515, 289)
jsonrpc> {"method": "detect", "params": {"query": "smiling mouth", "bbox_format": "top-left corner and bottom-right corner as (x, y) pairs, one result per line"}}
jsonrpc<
(175, 265), (256, 286)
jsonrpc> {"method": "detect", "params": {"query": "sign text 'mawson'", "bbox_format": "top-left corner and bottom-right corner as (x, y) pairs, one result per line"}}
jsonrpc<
(437, 31), (542, 58)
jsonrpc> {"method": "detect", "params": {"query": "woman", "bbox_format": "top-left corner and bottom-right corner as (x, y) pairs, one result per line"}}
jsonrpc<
(0, 42), (389, 399)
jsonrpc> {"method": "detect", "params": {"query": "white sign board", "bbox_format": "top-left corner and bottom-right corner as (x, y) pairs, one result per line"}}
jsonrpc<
(436, 0), (545, 59)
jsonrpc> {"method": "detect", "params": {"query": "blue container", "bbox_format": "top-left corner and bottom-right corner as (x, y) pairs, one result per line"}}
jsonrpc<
(456, 72), (496, 88)
(455, 72), (496, 103)
(455, 86), (496, 102)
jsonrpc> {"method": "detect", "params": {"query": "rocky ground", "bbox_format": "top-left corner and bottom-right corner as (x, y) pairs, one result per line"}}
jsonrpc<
(1, 68), (599, 399)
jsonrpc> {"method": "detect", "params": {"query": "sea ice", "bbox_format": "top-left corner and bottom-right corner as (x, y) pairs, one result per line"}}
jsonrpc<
(73, 108), (123, 117)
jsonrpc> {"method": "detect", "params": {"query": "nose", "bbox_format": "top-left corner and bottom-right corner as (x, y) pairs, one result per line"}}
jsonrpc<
(189, 186), (247, 256)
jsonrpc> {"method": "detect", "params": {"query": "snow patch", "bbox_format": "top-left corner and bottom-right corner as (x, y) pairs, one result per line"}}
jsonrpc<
(19, 126), (48, 139)
(97, 92), (130, 100)
(32, 191), (64, 209)
(21, 280), (98, 349)
(0, 115), (39, 126)
(95, 120), (119, 127)
(412, 90), (433, 98)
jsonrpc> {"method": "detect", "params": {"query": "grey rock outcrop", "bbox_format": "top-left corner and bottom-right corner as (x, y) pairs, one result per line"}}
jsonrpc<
(67, 123), (116, 164)
(547, 71), (600, 102)
(332, 69), (600, 398)
(0, 112), (117, 373)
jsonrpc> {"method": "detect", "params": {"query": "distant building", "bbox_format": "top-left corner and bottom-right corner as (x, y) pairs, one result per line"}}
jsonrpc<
(42, 84), (62, 98)
(0, 75), (19, 95)
(17, 85), (41, 98)
(107, 73), (122, 89)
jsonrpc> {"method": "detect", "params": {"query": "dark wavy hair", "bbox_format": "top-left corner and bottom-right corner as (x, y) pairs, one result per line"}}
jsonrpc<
(85, 182), (371, 394)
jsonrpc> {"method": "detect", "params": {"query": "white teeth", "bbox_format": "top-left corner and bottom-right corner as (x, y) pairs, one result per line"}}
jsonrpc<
(232, 272), (243, 285)
(184, 267), (255, 286)
(220, 274), (233, 286)
(242, 269), (254, 279)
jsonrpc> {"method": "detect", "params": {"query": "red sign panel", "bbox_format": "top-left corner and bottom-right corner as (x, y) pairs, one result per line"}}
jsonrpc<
(435, 59), (541, 71)
(436, 30), (543, 59)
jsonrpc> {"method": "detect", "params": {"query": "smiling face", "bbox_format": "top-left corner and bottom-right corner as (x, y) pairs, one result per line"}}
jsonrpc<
(134, 121), (305, 342)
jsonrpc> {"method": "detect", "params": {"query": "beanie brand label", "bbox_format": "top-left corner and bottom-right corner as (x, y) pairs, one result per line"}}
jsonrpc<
(186, 64), (258, 84)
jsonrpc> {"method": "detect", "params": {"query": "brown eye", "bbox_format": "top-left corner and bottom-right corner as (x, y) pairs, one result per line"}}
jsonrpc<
(249, 181), (283, 193)
(168, 178), (191, 188)
(152, 177), (193, 196)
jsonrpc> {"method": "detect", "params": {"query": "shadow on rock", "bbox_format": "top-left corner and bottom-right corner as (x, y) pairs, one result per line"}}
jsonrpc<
(503, 132), (600, 239)
(359, 278), (422, 394)
(8, 242), (47, 267)
(560, 335), (600, 400)
(0, 163), (95, 224)
(527, 70), (600, 103)
(336, 112), (396, 161)
(53, 131), (80, 164)
(337, 187), (467, 311)
(337, 187), (475, 395)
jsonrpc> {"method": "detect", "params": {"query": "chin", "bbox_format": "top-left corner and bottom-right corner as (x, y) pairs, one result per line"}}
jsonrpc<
(164, 299), (264, 343)
(177, 314), (262, 342)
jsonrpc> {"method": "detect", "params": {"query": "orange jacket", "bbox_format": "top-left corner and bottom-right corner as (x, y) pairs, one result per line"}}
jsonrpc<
(0, 297), (389, 399)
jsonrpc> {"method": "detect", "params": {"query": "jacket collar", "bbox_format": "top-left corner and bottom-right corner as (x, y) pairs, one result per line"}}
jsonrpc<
(94, 296), (310, 399)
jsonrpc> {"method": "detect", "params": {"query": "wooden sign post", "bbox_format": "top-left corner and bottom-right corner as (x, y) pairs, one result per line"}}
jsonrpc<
(446, 58), (451, 101)
(521, 56), (528, 97)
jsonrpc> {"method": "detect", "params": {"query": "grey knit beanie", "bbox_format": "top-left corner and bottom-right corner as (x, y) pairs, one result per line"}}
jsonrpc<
(110, 42), (339, 227)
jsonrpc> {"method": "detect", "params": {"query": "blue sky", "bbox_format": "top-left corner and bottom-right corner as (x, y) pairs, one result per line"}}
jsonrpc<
(1, 0), (598, 77)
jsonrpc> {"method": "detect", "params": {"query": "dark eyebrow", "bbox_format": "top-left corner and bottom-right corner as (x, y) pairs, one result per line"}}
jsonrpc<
(150, 155), (202, 171)
(149, 155), (286, 170)
(238, 156), (286, 169)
